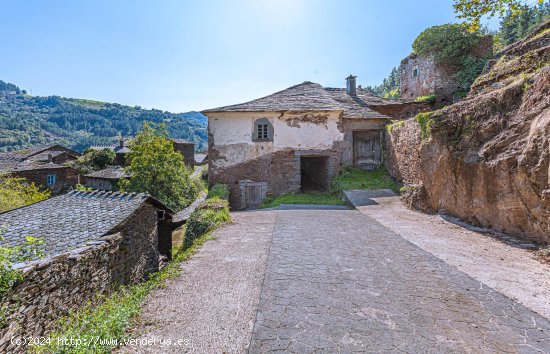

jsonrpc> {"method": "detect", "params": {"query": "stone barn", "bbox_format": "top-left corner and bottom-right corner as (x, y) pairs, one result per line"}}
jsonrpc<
(204, 76), (400, 209)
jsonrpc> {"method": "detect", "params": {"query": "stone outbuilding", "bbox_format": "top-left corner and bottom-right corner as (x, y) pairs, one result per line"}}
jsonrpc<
(83, 166), (129, 191)
(400, 35), (493, 102)
(0, 144), (81, 195)
(0, 190), (175, 352)
(203, 76), (422, 209)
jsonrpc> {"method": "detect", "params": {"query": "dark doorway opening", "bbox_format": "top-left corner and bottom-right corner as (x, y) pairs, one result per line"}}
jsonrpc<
(300, 156), (329, 192)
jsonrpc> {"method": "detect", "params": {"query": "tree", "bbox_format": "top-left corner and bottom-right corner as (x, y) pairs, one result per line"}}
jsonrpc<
(0, 174), (50, 213)
(498, 2), (550, 47)
(73, 148), (116, 171)
(453, 0), (546, 31)
(118, 123), (198, 211)
(366, 65), (402, 98)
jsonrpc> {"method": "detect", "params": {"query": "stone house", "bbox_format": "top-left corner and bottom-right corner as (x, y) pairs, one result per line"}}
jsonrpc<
(400, 36), (493, 102)
(203, 76), (419, 209)
(0, 144), (81, 195)
(83, 166), (129, 191)
(0, 190), (175, 351)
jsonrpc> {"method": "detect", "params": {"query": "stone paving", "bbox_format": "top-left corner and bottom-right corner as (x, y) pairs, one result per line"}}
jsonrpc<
(248, 209), (550, 353)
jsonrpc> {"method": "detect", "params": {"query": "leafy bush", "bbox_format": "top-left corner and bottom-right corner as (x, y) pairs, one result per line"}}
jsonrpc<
(0, 174), (50, 213)
(184, 197), (230, 248)
(207, 184), (229, 200)
(413, 24), (486, 67)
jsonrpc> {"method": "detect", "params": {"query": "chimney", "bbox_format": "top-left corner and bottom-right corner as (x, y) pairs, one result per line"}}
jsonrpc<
(346, 75), (357, 96)
(119, 136), (125, 148)
(47, 153), (53, 163)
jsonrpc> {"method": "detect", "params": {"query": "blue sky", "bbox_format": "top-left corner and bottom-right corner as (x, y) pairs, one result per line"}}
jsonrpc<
(0, 0), (498, 112)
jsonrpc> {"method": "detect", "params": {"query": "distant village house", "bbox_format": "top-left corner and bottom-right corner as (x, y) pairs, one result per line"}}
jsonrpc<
(0, 144), (80, 195)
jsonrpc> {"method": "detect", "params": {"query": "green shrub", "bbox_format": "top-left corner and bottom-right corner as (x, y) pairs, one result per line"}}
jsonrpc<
(415, 95), (437, 102)
(386, 120), (405, 133)
(0, 174), (50, 213)
(207, 184), (229, 200)
(415, 112), (435, 141)
(183, 197), (231, 248)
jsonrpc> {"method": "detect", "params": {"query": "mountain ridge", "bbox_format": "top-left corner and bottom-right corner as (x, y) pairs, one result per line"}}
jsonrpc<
(0, 80), (207, 152)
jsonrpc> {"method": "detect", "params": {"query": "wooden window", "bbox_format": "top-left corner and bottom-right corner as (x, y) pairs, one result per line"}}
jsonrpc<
(252, 118), (273, 142)
(257, 124), (268, 140)
(46, 174), (56, 185)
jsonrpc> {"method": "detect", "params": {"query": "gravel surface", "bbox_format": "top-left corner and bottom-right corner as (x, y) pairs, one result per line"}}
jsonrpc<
(119, 211), (277, 353)
(346, 191), (550, 321)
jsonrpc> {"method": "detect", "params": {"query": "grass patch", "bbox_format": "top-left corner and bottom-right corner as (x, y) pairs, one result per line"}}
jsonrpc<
(33, 199), (230, 354)
(207, 184), (229, 200)
(260, 192), (345, 209)
(331, 167), (401, 193)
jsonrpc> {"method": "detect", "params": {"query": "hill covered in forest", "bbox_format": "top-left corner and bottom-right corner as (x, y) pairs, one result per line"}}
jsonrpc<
(0, 80), (207, 152)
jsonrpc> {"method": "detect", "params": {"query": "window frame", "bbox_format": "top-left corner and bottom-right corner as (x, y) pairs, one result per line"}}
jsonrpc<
(46, 174), (56, 186)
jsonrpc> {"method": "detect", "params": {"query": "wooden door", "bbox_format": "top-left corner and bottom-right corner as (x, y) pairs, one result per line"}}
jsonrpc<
(353, 130), (382, 169)
(245, 185), (263, 209)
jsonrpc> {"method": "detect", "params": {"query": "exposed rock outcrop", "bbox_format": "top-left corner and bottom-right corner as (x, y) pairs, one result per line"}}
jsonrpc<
(388, 20), (550, 244)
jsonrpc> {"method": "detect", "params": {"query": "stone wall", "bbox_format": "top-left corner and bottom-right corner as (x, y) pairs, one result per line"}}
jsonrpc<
(15, 167), (80, 195)
(173, 141), (195, 169)
(400, 54), (458, 102)
(0, 203), (159, 353)
(209, 147), (343, 209)
(385, 119), (423, 185)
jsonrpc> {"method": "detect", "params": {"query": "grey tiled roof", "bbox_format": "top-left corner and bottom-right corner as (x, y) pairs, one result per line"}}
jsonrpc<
(84, 166), (129, 180)
(203, 82), (344, 113)
(324, 88), (389, 119)
(0, 145), (78, 172)
(0, 191), (172, 257)
(202, 81), (396, 119)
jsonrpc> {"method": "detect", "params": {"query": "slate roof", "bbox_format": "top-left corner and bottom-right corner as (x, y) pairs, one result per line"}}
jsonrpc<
(323, 88), (389, 119)
(0, 145), (78, 172)
(203, 82), (345, 113)
(0, 191), (173, 257)
(202, 81), (398, 119)
(84, 166), (129, 180)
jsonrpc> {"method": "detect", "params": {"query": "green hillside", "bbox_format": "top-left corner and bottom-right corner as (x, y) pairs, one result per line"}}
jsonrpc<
(0, 80), (207, 152)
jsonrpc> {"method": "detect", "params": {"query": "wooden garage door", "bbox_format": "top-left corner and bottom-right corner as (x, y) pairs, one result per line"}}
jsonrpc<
(353, 130), (382, 169)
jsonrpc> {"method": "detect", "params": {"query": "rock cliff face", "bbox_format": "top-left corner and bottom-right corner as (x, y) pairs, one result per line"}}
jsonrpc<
(388, 20), (550, 244)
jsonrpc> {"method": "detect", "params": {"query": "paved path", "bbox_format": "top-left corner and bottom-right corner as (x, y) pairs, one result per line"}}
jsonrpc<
(345, 190), (550, 321)
(123, 206), (550, 353)
(249, 209), (550, 353)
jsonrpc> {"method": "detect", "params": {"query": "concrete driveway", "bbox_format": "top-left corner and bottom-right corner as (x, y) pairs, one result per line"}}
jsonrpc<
(124, 207), (550, 353)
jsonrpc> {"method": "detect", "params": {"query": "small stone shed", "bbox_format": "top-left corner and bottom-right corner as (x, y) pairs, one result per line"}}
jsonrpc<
(203, 76), (426, 209)
(0, 191), (174, 352)
(0, 144), (81, 195)
(83, 166), (129, 191)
